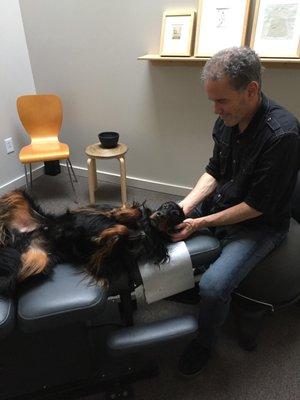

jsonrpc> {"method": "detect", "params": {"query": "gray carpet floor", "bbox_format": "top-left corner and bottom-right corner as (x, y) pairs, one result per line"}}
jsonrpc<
(24, 172), (300, 400)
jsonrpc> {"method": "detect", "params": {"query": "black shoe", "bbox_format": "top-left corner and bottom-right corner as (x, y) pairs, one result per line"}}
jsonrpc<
(178, 338), (211, 377)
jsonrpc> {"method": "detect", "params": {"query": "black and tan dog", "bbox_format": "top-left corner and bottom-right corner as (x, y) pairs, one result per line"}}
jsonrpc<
(0, 190), (184, 296)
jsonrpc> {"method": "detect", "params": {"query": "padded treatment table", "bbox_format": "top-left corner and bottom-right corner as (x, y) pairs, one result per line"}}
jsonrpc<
(0, 232), (219, 400)
(17, 263), (108, 333)
(1, 204), (299, 399)
(0, 297), (14, 340)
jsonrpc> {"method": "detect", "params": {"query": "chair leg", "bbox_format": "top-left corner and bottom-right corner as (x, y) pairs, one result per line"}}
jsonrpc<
(67, 158), (77, 182)
(24, 165), (29, 189)
(66, 160), (78, 203)
(29, 163), (33, 187)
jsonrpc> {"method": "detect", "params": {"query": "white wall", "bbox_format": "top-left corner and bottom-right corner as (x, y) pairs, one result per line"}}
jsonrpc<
(0, 0), (36, 192)
(17, 0), (300, 195)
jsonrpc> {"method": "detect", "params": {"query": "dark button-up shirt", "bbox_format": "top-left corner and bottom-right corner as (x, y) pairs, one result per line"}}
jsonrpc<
(203, 93), (300, 231)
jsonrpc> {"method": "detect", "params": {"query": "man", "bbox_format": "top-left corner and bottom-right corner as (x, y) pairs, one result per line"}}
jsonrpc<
(172, 46), (300, 377)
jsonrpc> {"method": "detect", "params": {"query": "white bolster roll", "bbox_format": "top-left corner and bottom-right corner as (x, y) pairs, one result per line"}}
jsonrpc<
(138, 241), (194, 304)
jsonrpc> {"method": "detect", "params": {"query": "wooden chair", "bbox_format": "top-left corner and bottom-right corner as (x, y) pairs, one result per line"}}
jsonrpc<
(17, 94), (77, 193)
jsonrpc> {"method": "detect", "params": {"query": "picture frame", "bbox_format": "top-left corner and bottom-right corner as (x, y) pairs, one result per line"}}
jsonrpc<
(194, 0), (250, 57)
(159, 10), (196, 57)
(250, 0), (300, 58)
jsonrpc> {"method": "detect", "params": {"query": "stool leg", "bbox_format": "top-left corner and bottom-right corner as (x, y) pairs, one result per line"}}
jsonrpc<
(119, 156), (127, 207)
(87, 157), (97, 204)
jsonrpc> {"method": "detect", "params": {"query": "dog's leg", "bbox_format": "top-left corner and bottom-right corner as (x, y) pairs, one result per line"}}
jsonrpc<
(18, 240), (50, 282)
(87, 224), (130, 281)
(0, 247), (22, 295)
(0, 191), (40, 244)
(107, 206), (142, 224)
(73, 205), (142, 225)
(92, 223), (130, 254)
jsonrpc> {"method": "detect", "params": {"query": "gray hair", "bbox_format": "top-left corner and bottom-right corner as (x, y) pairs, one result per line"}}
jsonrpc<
(201, 47), (263, 91)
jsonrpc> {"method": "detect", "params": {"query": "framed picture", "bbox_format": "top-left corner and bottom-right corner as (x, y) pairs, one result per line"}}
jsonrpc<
(251, 0), (300, 58)
(159, 10), (196, 57)
(194, 0), (250, 57)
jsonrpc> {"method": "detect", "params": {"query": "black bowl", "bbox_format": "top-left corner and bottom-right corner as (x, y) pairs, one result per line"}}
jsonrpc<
(98, 131), (119, 148)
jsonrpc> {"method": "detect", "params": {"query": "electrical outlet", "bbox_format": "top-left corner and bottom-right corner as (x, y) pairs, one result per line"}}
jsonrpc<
(4, 137), (14, 154)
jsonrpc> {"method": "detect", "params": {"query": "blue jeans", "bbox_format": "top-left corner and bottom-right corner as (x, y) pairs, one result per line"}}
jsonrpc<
(190, 207), (288, 349)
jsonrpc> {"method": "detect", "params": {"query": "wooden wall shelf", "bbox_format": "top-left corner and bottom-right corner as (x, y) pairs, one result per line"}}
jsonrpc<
(138, 54), (300, 68)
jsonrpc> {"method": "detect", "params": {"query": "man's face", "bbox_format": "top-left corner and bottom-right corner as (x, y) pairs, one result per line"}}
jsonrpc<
(204, 76), (256, 129)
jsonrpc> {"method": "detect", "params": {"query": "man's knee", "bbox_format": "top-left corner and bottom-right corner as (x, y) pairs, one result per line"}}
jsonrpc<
(198, 274), (231, 303)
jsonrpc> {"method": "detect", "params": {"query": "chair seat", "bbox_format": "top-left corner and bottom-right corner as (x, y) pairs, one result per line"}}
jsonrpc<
(19, 141), (69, 163)
(235, 218), (300, 306)
(17, 263), (107, 332)
(0, 297), (15, 339)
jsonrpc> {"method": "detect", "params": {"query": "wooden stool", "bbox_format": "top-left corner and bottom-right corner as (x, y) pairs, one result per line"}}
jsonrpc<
(85, 143), (128, 206)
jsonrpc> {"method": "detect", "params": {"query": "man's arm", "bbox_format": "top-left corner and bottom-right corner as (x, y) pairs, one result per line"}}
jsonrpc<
(179, 172), (218, 215)
(197, 201), (262, 227)
(172, 202), (262, 242)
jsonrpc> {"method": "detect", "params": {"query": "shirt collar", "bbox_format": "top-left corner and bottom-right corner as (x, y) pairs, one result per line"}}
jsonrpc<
(234, 92), (270, 141)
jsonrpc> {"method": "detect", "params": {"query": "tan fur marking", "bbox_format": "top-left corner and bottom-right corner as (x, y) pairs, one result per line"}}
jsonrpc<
(87, 224), (130, 278)
(72, 205), (142, 224)
(72, 206), (104, 215)
(110, 207), (142, 223)
(93, 224), (129, 244)
(18, 246), (49, 281)
(10, 207), (39, 232)
(0, 191), (40, 244)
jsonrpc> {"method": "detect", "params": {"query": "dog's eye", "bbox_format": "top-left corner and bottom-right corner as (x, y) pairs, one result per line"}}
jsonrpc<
(170, 210), (179, 216)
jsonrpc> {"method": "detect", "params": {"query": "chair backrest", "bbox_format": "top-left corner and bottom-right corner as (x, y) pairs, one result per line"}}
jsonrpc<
(291, 170), (300, 223)
(17, 94), (63, 142)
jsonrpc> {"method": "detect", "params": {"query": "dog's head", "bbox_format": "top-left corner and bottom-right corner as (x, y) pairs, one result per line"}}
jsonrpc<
(122, 201), (184, 266)
(150, 201), (185, 235)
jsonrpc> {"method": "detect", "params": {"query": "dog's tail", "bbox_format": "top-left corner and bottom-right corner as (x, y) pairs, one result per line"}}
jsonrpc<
(0, 247), (21, 296)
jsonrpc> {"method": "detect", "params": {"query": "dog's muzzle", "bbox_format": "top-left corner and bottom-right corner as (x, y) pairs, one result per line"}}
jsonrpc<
(149, 211), (169, 232)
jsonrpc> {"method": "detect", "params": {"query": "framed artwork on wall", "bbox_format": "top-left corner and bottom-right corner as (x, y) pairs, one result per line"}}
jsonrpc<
(250, 0), (300, 58)
(159, 10), (196, 56)
(194, 0), (250, 57)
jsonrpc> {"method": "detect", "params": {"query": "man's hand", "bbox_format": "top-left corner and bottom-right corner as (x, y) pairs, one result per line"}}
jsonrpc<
(172, 202), (263, 242)
(171, 218), (200, 242)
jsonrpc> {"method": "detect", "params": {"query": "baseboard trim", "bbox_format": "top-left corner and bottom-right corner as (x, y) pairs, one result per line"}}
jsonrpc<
(0, 165), (44, 195)
(63, 164), (192, 196)
(0, 164), (192, 197)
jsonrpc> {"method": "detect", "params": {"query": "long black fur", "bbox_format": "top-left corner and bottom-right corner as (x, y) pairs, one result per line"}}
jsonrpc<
(0, 190), (184, 296)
